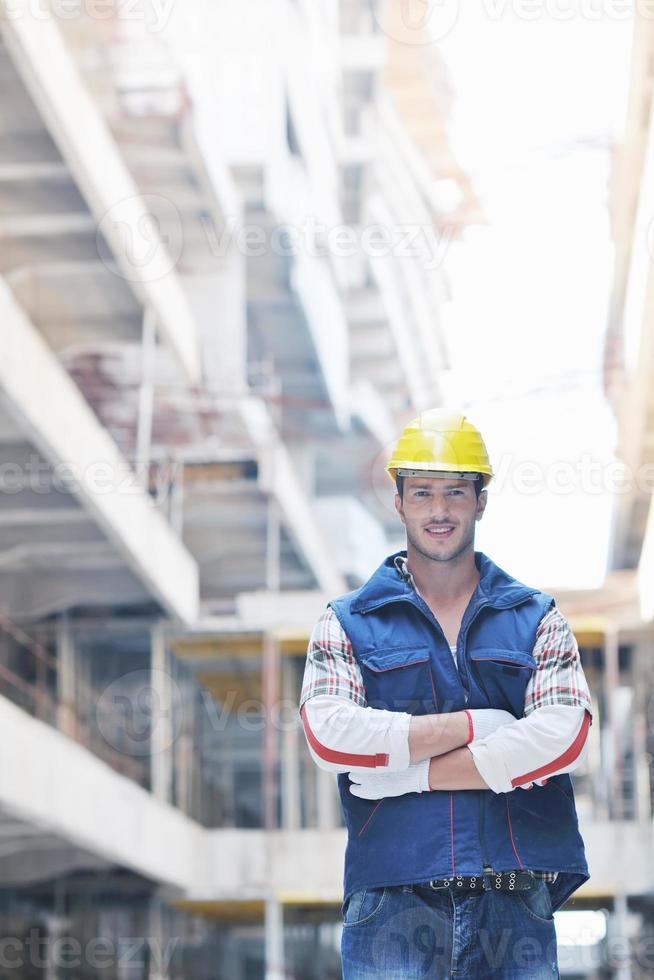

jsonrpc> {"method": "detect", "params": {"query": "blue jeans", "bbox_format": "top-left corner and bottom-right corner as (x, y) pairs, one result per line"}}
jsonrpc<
(341, 880), (560, 978)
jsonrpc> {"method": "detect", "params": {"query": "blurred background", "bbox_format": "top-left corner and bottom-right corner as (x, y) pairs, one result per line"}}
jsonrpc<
(0, 0), (651, 975)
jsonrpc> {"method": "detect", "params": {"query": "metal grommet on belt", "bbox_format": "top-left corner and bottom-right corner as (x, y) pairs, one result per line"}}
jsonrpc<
(423, 871), (544, 893)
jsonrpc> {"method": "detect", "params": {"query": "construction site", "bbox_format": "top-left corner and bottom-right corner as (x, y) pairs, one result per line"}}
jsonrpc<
(0, 0), (652, 976)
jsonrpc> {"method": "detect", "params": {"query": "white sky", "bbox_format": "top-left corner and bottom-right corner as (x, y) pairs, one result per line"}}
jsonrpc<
(433, 7), (634, 588)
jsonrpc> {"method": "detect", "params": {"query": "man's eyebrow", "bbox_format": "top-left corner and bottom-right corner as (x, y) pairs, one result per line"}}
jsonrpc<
(408, 482), (467, 490)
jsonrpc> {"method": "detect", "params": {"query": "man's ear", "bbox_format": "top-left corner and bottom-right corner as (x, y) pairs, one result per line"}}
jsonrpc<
(475, 489), (488, 521)
(394, 493), (406, 524)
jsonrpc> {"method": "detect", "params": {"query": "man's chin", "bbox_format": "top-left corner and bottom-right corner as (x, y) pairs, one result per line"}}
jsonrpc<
(410, 536), (472, 564)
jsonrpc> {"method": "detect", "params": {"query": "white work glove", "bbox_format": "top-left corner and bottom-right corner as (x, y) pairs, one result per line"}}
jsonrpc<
(517, 777), (548, 790)
(349, 759), (431, 800)
(465, 708), (518, 741)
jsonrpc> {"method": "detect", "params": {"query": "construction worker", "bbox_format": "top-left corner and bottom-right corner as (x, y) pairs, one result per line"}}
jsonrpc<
(299, 409), (592, 979)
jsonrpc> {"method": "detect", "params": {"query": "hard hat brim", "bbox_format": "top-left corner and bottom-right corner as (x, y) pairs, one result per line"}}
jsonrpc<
(386, 461), (493, 486)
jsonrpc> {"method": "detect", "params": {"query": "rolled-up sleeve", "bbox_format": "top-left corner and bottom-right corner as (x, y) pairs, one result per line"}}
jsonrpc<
(468, 607), (593, 793)
(299, 609), (412, 773)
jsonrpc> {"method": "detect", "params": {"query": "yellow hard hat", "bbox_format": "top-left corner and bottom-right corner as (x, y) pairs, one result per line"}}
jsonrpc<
(385, 409), (493, 486)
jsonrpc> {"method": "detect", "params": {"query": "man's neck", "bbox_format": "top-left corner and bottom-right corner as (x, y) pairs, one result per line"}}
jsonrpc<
(405, 546), (480, 607)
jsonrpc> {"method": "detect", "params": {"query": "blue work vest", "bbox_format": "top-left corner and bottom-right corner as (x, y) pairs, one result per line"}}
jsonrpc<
(330, 550), (590, 913)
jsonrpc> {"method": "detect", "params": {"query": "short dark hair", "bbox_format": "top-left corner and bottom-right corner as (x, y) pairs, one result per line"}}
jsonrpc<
(395, 473), (485, 500)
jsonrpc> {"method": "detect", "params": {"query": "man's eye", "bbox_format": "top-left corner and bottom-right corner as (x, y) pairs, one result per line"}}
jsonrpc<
(447, 490), (463, 496)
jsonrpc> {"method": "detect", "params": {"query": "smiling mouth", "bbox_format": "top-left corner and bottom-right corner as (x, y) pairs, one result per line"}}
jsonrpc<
(424, 525), (456, 539)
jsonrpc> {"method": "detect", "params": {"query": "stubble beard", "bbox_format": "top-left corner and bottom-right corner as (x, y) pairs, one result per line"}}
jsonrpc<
(406, 521), (476, 564)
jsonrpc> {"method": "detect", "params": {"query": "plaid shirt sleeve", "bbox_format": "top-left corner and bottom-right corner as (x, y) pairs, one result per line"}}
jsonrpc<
(300, 605), (593, 714)
(523, 606), (593, 716)
(299, 607), (366, 709)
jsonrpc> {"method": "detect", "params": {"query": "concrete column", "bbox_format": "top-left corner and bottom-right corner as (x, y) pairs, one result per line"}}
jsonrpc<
(266, 497), (281, 594)
(287, 441), (316, 498)
(183, 253), (247, 396)
(169, 459), (185, 537)
(56, 612), (77, 740)
(611, 893), (633, 980)
(175, 700), (194, 818)
(43, 914), (65, 980)
(150, 622), (173, 805)
(602, 627), (621, 819)
(136, 307), (157, 489)
(633, 709), (651, 822)
(147, 895), (171, 980)
(264, 895), (286, 980)
(262, 632), (280, 830)
(281, 657), (301, 830)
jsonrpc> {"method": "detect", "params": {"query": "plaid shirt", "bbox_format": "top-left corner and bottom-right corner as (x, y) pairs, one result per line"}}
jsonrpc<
(300, 555), (593, 717)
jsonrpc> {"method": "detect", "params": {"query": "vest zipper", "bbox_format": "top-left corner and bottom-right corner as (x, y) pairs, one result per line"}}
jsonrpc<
(456, 598), (491, 709)
(479, 792), (490, 871)
(411, 594), (493, 869)
(458, 598), (492, 869)
(410, 593), (467, 708)
(359, 584), (540, 876)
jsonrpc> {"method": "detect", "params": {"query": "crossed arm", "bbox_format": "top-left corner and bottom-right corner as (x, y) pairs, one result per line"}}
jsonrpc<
(299, 606), (593, 795)
(409, 713), (489, 790)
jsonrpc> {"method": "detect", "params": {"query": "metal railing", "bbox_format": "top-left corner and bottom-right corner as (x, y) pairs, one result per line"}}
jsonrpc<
(0, 614), (149, 788)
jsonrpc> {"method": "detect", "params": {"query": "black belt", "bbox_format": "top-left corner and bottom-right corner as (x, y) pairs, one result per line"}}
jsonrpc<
(419, 870), (550, 893)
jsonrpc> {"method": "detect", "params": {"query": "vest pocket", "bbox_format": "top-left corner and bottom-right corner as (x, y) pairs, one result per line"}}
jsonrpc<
(359, 645), (436, 714)
(469, 648), (537, 716)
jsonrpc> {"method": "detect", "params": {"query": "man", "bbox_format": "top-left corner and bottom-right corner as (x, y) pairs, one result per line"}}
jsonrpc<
(299, 409), (593, 979)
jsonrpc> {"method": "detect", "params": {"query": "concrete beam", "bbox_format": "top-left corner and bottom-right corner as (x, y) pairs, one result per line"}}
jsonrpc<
(0, 542), (121, 572)
(291, 252), (350, 431)
(0, 693), (202, 892)
(192, 829), (347, 902)
(0, 212), (96, 237)
(612, 73), (654, 582)
(240, 398), (347, 596)
(580, 820), (654, 897)
(0, 279), (199, 625)
(0, 161), (69, 181)
(266, 443), (347, 595)
(638, 496), (654, 621)
(0, 567), (152, 621)
(0, 2), (201, 381)
(197, 589), (330, 634)
(0, 508), (89, 527)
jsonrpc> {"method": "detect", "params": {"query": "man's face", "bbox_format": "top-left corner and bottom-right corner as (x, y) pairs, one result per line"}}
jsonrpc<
(394, 476), (487, 563)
